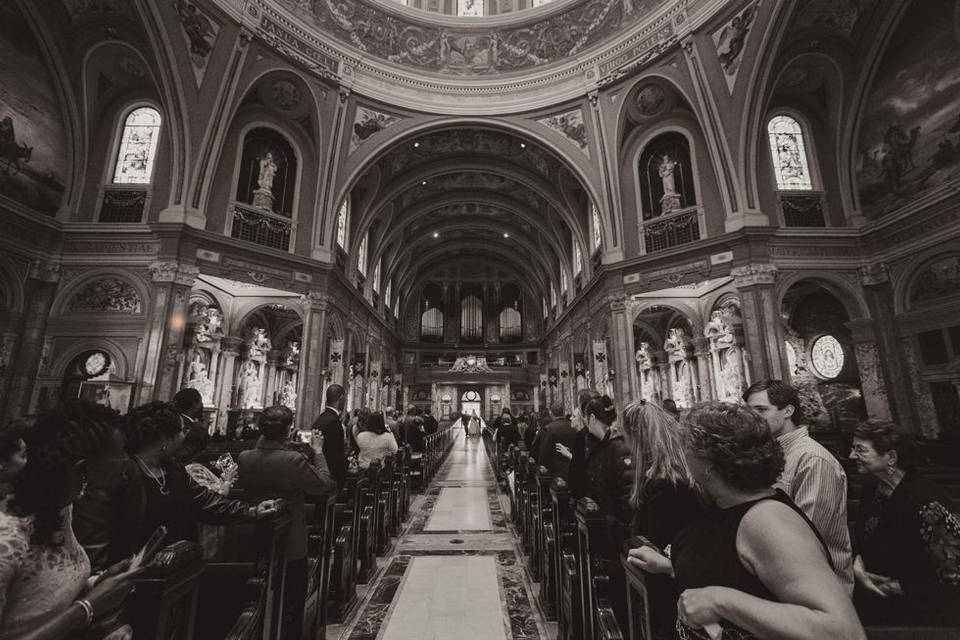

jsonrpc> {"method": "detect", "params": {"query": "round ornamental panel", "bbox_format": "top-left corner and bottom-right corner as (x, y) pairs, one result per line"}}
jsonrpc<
(83, 351), (111, 378)
(810, 335), (844, 379)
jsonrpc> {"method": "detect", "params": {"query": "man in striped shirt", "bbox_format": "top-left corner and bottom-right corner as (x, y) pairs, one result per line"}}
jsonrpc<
(744, 379), (855, 594)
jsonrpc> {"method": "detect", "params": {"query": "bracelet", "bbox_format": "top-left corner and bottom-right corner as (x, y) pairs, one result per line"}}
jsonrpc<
(74, 599), (95, 627)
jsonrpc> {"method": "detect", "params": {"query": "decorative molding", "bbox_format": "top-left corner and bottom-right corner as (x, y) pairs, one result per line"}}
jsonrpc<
(857, 262), (890, 286)
(148, 261), (200, 286)
(537, 108), (589, 152)
(730, 263), (777, 287)
(66, 278), (142, 313)
(28, 259), (61, 283)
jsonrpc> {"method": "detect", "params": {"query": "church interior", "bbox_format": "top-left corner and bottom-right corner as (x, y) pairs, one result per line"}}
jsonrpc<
(1, 0), (960, 638)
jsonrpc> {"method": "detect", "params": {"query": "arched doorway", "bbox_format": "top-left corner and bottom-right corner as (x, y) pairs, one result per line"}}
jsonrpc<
(460, 388), (482, 418)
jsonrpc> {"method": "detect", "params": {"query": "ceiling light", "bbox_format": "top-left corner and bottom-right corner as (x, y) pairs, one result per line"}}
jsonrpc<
(503, 233), (510, 238)
(421, 180), (427, 186)
(432, 232), (439, 238)
(413, 142), (420, 148)
(520, 143), (526, 149)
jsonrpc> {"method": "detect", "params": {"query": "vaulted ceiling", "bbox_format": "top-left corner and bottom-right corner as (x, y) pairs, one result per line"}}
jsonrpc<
(348, 127), (593, 313)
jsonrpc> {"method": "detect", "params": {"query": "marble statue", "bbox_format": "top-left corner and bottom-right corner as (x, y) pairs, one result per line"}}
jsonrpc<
(240, 360), (262, 409)
(280, 379), (297, 410)
(658, 154), (682, 213)
(195, 306), (223, 343)
(186, 354), (215, 405)
(284, 340), (300, 366)
(247, 327), (271, 358)
(258, 152), (277, 191)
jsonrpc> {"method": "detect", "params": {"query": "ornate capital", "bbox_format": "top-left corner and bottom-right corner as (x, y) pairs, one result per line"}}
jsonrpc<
(299, 289), (328, 312)
(731, 263), (777, 288)
(857, 263), (890, 286)
(221, 335), (243, 355)
(149, 261), (199, 286)
(692, 336), (711, 355)
(28, 259), (61, 283)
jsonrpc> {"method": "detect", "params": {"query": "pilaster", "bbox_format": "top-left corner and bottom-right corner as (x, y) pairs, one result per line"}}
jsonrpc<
(731, 264), (786, 383)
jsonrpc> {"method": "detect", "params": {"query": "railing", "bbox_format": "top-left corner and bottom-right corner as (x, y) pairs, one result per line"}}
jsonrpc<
(642, 206), (701, 253)
(230, 202), (293, 251)
(778, 190), (826, 227)
(99, 187), (148, 222)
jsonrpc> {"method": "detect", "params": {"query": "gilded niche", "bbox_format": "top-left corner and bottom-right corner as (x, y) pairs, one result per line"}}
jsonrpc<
(273, 0), (669, 75)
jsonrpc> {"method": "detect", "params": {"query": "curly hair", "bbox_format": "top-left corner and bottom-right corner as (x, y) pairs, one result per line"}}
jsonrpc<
(681, 401), (784, 492)
(854, 420), (920, 472)
(13, 401), (116, 546)
(125, 401), (183, 453)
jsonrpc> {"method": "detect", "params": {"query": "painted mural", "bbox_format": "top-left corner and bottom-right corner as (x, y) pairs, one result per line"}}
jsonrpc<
(0, 3), (68, 216)
(856, 0), (960, 220)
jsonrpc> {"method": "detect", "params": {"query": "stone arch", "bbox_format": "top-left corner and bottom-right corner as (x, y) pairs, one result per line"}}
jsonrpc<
(895, 245), (960, 314)
(49, 337), (131, 380)
(776, 270), (870, 320)
(53, 270), (150, 316)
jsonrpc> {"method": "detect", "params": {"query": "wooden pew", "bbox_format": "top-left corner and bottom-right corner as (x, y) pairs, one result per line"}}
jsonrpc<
(621, 540), (654, 640)
(327, 474), (367, 623)
(123, 541), (206, 640)
(553, 479), (584, 640)
(376, 455), (395, 553)
(576, 498), (625, 640)
(524, 456), (541, 574)
(357, 462), (379, 583)
(304, 493), (337, 640)
(537, 466), (557, 621)
(195, 510), (293, 640)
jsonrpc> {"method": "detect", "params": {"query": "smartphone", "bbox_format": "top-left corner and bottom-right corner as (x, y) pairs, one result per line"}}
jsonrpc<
(297, 430), (312, 444)
(130, 525), (168, 570)
(216, 453), (236, 473)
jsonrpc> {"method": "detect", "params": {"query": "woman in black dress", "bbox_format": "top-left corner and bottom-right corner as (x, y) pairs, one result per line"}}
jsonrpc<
(849, 420), (960, 625)
(629, 401), (864, 640)
(621, 401), (701, 639)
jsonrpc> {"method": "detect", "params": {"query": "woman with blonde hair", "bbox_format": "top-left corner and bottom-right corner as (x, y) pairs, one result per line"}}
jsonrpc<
(622, 401), (701, 640)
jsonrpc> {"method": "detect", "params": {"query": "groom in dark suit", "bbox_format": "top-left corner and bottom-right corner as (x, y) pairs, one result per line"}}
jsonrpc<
(312, 384), (347, 485)
(310, 383), (348, 485)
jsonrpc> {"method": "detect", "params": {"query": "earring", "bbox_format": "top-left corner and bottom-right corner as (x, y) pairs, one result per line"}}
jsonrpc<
(77, 481), (88, 499)
(161, 443), (167, 452)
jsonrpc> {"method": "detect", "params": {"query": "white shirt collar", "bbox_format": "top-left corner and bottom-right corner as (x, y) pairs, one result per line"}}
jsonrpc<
(327, 406), (341, 416)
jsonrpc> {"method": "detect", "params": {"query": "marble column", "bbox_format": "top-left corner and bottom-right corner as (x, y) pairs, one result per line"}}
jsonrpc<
(264, 349), (282, 407)
(214, 336), (242, 435)
(692, 337), (714, 402)
(858, 264), (921, 433)
(731, 264), (787, 383)
(900, 337), (938, 439)
(296, 290), (328, 428)
(138, 261), (199, 404)
(5, 259), (60, 419)
(845, 318), (892, 422)
(608, 296), (635, 404)
(655, 351), (672, 404)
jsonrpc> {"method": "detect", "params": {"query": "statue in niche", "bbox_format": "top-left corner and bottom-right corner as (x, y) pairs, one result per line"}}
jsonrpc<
(258, 152), (277, 191)
(240, 360), (262, 409)
(195, 306), (224, 343)
(280, 379), (297, 410)
(186, 354), (215, 405)
(665, 327), (688, 357)
(719, 348), (743, 401)
(247, 327), (271, 358)
(659, 155), (682, 214)
(284, 341), (300, 367)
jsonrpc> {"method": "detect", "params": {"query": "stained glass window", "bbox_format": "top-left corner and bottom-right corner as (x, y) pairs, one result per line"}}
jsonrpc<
(550, 284), (557, 308)
(457, 0), (482, 16)
(561, 268), (568, 292)
(810, 335), (844, 379)
(542, 296), (548, 318)
(385, 279), (392, 308)
(573, 243), (582, 276)
(113, 107), (161, 184)
(358, 234), (368, 276)
(591, 203), (602, 251)
(336, 199), (348, 248)
(768, 115), (813, 190)
(372, 258), (381, 292)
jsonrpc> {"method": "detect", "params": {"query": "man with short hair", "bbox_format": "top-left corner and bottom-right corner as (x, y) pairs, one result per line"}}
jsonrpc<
(310, 384), (348, 485)
(743, 379), (854, 593)
(172, 388), (203, 430)
(238, 405), (337, 639)
(533, 402), (577, 481)
(422, 406), (439, 436)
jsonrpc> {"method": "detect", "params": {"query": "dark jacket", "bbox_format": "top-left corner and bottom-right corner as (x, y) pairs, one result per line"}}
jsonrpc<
(584, 429), (634, 535)
(404, 416), (426, 453)
(496, 421), (521, 451)
(569, 428), (590, 500)
(423, 414), (439, 436)
(534, 418), (577, 481)
(110, 458), (259, 564)
(310, 407), (347, 485)
(237, 438), (337, 560)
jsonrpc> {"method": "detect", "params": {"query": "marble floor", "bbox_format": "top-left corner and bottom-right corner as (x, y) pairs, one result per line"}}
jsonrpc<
(327, 428), (555, 640)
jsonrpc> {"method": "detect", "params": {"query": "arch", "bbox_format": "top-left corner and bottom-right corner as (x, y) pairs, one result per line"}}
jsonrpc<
(108, 104), (163, 185)
(49, 338), (131, 380)
(231, 299), (305, 336)
(52, 270), (150, 317)
(628, 300), (704, 336)
(765, 110), (817, 191)
(894, 243), (960, 313)
(629, 126), (703, 221)
(775, 271), (870, 320)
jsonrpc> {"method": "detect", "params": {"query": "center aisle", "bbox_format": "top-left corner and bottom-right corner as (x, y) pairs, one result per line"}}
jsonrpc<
(328, 428), (553, 640)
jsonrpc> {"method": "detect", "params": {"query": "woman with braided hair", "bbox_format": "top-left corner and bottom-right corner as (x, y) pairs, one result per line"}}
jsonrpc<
(628, 401), (864, 640)
(0, 401), (142, 640)
(107, 401), (279, 564)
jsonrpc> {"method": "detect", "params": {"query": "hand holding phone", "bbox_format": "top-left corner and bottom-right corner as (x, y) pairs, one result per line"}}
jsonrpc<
(130, 525), (167, 570)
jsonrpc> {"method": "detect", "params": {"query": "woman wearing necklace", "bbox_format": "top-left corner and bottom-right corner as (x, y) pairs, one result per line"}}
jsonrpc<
(107, 402), (278, 565)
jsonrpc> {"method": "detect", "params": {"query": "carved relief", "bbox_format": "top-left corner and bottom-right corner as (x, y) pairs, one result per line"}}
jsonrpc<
(537, 109), (588, 151)
(908, 255), (960, 308)
(66, 278), (142, 314)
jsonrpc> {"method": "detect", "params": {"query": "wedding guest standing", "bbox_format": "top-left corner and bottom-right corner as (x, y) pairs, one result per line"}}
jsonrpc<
(311, 384), (348, 485)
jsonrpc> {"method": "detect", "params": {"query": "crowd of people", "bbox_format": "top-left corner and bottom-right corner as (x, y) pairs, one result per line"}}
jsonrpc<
(497, 380), (960, 638)
(2, 375), (959, 639)
(0, 382), (442, 640)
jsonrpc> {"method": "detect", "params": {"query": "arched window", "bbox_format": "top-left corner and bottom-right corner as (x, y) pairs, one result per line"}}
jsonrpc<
(372, 258), (382, 293)
(573, 243), (582, 276)
(639, 131), (697, 220)
(457, 0), (482, 16)
(461, 286), (483, 342)
(385, 278), (393, 308)
(113, 106), (162, 184)
(358, 233), (368, 276)
(421, 283), (443, 341)
(767, 115), (813, 190)
(560, 268), (568, 293)
(499, 283), (523, 342)
(336, 199), (349, 248)
(591, 203), (602, 251)
(550, 283), (557, 308)
(542, 296), (548, 319)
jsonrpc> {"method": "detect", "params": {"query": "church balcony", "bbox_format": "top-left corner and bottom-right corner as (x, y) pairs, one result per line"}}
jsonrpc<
(777, 190), (827, 227)
(97, 185), (150, 223)
(641, 206), (703, 254)
(228, 202), (294, 252)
